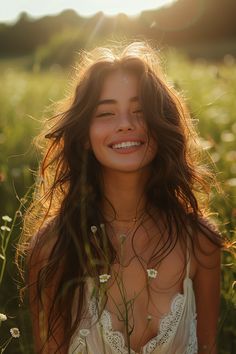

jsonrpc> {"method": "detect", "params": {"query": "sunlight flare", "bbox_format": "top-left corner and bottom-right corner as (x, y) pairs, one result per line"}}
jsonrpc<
(68, 0), (176, 16)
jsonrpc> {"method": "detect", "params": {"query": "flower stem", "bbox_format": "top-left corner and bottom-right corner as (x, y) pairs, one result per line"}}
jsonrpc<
(0, 337), (12, 353)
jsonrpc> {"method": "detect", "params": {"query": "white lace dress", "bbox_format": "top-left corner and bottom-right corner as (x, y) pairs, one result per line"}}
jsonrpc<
(68, 262), (198, 354)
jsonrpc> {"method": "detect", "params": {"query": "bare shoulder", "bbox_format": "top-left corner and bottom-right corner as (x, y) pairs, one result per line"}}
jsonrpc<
(193, 216), (222, 270)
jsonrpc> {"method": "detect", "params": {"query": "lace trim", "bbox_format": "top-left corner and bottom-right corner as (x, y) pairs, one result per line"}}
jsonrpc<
(143, 293), (185, 354)
(89, 293), (186, 354)
(73, 289), (198, 354)
(186, 313), (198, 354)
(100, 309), (136, 354)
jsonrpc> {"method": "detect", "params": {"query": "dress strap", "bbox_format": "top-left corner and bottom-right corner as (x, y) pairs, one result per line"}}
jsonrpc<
(186, 227), (191, 279)
(186, 247), (191, 279)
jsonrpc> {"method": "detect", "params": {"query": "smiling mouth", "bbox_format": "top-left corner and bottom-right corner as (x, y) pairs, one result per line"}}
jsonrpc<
(111, 141), (143, 149)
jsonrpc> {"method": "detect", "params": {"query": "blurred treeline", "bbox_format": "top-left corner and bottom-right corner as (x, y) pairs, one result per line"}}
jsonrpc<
(0, 0), (236, 353)
(1, 0), (236, 68)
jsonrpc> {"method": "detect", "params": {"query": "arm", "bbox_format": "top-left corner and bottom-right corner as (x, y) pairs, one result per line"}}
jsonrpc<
(193, 232), (221, 354)
(27, 228), (67, 353)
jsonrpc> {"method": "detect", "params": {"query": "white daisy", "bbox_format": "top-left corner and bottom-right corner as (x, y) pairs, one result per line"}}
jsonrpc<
(10, 328), (20, 338)
(91, 225), (97, 234)
(2, 216), (12, 223)
(0, 313), (7, 321)
(147, 268), (158, 279)
(99, 274), (111, 283)
(1, 226), (11, 232)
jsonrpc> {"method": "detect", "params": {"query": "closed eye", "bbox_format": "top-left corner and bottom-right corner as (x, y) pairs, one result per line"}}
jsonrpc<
(96, 112), (115, 117)
(133, 109), (143, 115)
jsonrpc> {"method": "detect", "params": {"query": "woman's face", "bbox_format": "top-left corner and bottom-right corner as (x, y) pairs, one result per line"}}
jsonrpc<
(89, 70), (157, 174)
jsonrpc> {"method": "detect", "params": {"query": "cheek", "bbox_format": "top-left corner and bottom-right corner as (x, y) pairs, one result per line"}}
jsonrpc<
(89, 124), (99, 145)
(89, 124), (105, 153)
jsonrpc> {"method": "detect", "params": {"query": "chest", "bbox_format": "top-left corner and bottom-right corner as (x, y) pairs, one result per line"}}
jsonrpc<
(102, 243), (188, 351)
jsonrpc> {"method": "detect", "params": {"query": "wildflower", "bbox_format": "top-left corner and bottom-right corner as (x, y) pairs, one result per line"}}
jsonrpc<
(2, 215), (12, 223)
(91, 225), (97, 234)
(10, 327), (20, 338)
(0, 313), (7, 321)
(0, 225), (11, 232)
(16, 210), (22, 218)
(79, 328), (90, 337)
(147, 268), (158, 279)
(99, 274), (111, 283)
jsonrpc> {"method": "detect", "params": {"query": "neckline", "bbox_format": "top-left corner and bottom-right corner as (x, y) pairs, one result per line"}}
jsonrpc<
(89, 278), (193, 354)
(101, 293), (185, 354)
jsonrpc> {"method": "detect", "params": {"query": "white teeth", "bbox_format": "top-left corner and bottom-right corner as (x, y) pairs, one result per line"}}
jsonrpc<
(112, 141), (142, 149)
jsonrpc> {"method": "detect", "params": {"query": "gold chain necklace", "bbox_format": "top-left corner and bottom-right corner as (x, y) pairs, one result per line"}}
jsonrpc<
(104, 207), (146, 223)
(111, 212), (146, 240)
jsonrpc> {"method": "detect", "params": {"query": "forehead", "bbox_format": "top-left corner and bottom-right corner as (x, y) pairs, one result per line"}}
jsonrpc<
(99, 70), (139, 99)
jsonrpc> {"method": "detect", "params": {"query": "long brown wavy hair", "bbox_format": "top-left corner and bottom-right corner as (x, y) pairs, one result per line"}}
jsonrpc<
(16, 41), (224, 353)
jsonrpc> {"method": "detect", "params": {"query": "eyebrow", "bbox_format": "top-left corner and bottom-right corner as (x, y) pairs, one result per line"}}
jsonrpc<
(96, 96), (139, 106)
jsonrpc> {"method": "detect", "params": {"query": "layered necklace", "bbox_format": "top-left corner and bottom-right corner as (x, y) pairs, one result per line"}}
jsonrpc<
(107, 209), (146, 241)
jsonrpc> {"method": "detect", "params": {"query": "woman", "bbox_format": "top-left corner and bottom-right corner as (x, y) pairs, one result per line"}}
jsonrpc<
(19, 42), (223, 354)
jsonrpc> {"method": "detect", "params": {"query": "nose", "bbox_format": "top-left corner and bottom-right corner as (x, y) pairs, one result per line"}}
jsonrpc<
(116, 111), (135, 132)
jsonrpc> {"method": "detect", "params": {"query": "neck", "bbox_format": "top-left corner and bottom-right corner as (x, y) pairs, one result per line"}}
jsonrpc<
(101, 169), (149, 221)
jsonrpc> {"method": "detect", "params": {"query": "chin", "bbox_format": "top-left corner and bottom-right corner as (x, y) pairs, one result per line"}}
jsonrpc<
(103, 163), (151, 174)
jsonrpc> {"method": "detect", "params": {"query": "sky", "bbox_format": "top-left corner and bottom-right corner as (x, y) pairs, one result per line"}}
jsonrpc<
(0, 0), (176, 23)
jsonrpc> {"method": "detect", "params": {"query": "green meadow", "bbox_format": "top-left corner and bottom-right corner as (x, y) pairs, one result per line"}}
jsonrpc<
(0, 52), (235, 353)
